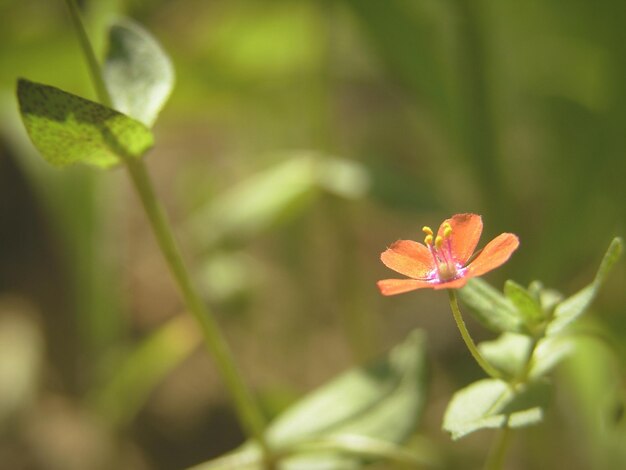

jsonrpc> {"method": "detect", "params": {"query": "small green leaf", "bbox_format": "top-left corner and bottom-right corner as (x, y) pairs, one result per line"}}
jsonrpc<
(504, 280), (545, 330)
(17, 79), (153, 168)
(458, 278), (526, 334)
(478, 333), (534, 380)
(443, 378), (549, 440)
(316, 157), (370, 199)
(103, 18), (175, 127)
(546, 237), (623, 336)
(529, 335), (578, 380)
(191, 330), (428, 469)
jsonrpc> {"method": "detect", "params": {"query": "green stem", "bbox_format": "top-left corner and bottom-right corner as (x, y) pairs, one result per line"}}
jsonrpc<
(447, 290), (502, 379)
(124, 159), (270, 455)
(64, 0), (112, 107)
(483, 426), (511, 470)
(63, 0), (272, 462)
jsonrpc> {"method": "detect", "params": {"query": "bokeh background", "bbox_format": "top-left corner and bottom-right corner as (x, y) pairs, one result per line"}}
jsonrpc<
(0, 0), (624, 469)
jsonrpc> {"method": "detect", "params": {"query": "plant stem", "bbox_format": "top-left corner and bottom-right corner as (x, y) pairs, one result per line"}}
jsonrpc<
(124, 159), (270, 455)
(64, 0), (113, 107)
(63, 0), (272, 461)
(484, 426), (511, 470)
(447, 289), (502, 379)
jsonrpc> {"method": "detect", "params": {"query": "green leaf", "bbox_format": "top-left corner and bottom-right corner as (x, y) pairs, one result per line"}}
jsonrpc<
(546, 237), (623, 336)
(478, 333), (533, 380)
(103, 18), (175, 127)
(268, 329), (427, 446)
(504, 280), (545, 330)
(458, 278), (526, 334)
(529, 335), (578, 380)
(191, 330), (428, 469)
(316, 157), (370, 200)
(528, 281), (563, 314)
(89, 315), (200, 428)
(188, 153), (370, 248)
(17, 79), (154, 168)
(188, 156), (318, 248)
(443, 378), (550, 440)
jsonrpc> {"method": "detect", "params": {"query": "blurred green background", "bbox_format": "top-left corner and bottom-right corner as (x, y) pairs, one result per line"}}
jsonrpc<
(0, 0), (624, 469)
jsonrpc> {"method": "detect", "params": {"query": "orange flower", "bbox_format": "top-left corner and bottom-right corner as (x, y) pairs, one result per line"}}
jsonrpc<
(377, 213), (519, 295)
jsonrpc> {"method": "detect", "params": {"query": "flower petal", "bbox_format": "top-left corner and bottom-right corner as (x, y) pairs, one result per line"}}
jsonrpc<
(380, 240), (434, 279)
(438, 213), (483, 265)
(377, 278), (434, 295)
(466, 233), (520, 277)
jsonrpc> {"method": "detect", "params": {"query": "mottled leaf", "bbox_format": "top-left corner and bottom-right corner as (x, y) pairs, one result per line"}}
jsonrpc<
(17, 79), (153, 168)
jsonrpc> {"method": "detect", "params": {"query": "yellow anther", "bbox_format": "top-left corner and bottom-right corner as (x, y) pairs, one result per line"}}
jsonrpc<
(435, 235), (444, 249)
(422, 226), (433, 236)
(424, 234), (433, 246)
(443, 222), (452, 238)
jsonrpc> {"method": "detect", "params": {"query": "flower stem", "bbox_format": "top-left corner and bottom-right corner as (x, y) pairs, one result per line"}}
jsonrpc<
(447, 289), (502, 379)
(63, 0), (272, 461)
(483, 426), (511, 470)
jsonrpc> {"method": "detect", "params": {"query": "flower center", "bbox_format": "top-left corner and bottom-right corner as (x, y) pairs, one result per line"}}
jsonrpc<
(437, 261), (458, 281)
(423, 223), (460, 282)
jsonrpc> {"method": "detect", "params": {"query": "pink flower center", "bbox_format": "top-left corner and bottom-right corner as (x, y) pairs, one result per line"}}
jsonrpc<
(422, 223), (463, 282)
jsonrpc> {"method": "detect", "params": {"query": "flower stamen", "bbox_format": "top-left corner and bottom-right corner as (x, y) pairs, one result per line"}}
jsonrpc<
(434, 224), (458, 281)
(435, 235), (444, 249)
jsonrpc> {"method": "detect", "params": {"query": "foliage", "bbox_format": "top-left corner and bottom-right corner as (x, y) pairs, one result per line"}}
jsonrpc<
(0, 0), (624, 469)
(445, 238), (623, 440)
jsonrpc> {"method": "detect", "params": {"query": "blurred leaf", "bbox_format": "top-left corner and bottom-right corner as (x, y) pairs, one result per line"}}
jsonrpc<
(561, 335), (626, 468)
(192, 330), (428, 469)
(16, 79), (153, 168)
(103, 18), (174, 127)
(478, 333), (533, 380)
(189, 156), (317, 247)
(268, 329), (426, 446)
(504, 280), (545, 330)
(443, 378), (550, 440)
(188, 154), (369, 248)
(546, 237), (623, 336)
(528, 280), (564, 314)
(89, 315), (200, 428)
(279, 434), (437, 469)
(529, 335), (578, 380)
(458, 278), (526, 334)
(198, 251), (257, 307)
(316, 157), (370, 200)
